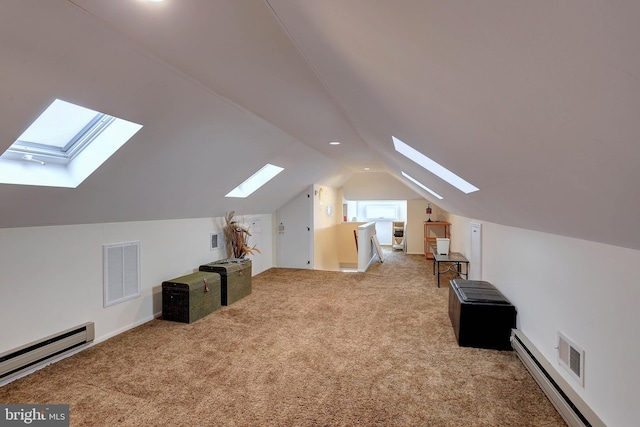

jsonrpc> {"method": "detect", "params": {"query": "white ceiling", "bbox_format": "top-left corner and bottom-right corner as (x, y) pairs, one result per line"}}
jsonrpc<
(1, 0), (639, 251)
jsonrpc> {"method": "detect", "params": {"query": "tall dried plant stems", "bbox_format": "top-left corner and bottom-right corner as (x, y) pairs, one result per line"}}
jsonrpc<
(223, 211), (261, 259)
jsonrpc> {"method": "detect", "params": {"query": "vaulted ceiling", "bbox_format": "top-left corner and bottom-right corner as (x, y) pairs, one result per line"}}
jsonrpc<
(1, 1), (639, 251)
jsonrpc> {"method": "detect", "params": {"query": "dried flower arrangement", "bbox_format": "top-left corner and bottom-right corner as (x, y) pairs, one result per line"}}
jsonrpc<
(223, 211), (261, 259)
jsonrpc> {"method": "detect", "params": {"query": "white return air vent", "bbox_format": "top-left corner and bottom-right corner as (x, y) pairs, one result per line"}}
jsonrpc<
(558, 331), (585, 387)
(210, 232), (225, 251)
(104, 241), (141, 307)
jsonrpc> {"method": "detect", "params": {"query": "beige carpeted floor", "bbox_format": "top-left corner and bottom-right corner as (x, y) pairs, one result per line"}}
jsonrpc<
(0, 248), (566, 426)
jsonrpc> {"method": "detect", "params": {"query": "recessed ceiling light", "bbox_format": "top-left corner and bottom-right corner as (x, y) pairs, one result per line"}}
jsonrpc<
(401, 172), (443, 199)
(329, 141), (341, 145)
(363, 167), (371, 171)
(393, 136), (479, 194)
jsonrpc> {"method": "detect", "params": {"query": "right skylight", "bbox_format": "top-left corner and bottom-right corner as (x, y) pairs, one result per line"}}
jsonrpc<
(392, 136), (479, 194)
(401, 171), (443, 200)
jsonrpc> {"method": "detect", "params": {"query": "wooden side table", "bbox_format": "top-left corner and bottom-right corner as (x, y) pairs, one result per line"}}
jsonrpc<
(423, 221), (451, 259)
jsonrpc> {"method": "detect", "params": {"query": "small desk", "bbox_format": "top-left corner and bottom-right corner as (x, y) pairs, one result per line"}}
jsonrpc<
(432, 252), (469, 288)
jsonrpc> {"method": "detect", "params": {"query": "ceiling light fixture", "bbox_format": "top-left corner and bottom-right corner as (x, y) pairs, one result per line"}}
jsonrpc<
(329, 141), (341, 145)
(393, 136), (479, 194)
(401, 171), (443, 200)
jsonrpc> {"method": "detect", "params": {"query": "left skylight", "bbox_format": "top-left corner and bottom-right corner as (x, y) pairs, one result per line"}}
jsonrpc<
(225, 163), (284, 198)
(0, 99), (142, 188)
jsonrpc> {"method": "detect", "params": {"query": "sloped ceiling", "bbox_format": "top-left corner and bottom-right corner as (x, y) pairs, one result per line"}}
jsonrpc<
(1, 1), (639, 251)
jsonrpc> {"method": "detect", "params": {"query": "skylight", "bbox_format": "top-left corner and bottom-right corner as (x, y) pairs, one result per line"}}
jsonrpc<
(5, 99), (110, 164)
(0, 99), (142, 188)
(225, 163), (284, 198)
(401, 171), (443, 199)
(392, 136), (479, 194)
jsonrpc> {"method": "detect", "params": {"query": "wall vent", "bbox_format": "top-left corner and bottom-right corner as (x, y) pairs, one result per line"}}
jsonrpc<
(104, 241), (141, 307)
(558, 331), (585, 387)
(210, 232), (224, 251)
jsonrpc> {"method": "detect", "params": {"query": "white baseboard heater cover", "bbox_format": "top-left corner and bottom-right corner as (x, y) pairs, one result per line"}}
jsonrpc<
(510, 329), (605, 427)
(0, 322), (95, 384)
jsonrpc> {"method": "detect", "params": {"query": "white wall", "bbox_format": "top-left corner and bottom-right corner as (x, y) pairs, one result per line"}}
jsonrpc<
(449, 214), (640, 427)
(342, 172), (422, 200)
(0, 214), (274, 354)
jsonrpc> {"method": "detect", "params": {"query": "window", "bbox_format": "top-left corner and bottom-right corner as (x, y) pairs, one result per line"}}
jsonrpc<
(225, 163), (284, 198)
(5, 99), (110, 164)
(365, 205), (398, 220)
(401, 171), (443, 199)
(393, 136), (479, 194)
(0, 99), (143, 188)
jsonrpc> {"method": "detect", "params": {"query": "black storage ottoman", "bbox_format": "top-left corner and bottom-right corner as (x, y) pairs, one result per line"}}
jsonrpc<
(162, 271), (221, 324)
(448, 279), (516, 350)
(199, 258), (251, 306)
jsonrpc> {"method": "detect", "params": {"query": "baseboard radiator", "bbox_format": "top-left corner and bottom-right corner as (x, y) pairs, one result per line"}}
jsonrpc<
(510, 329), (605, 427)
(0, 322), (95, 384)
